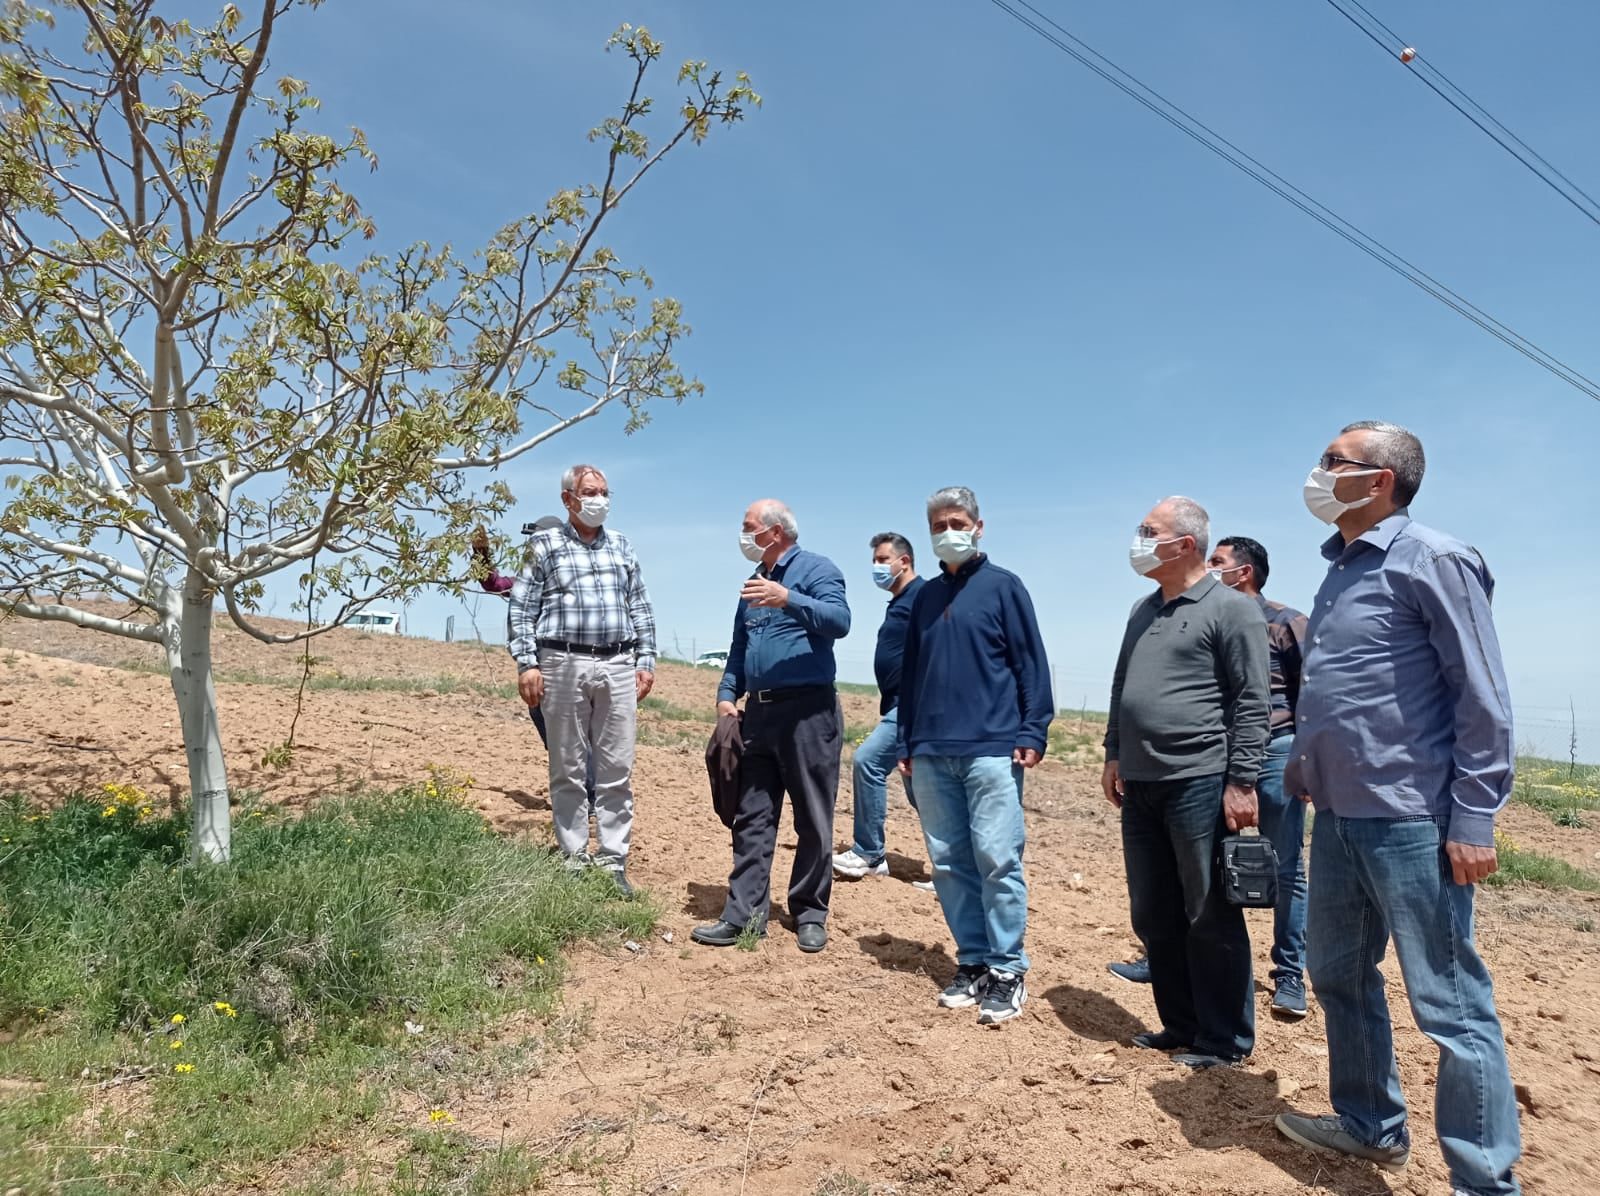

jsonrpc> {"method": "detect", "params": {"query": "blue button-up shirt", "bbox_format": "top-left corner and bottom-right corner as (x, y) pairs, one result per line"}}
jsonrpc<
(717, 546), (851, 702)
(1284, 510), (1513, 847)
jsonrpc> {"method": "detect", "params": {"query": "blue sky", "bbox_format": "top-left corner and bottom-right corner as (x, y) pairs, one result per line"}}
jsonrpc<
(272, 1), (1599, 753)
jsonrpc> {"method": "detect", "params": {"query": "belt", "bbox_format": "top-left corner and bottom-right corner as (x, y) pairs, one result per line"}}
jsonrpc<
(751, 685), (833, 704)
(537, 639), (635, 657)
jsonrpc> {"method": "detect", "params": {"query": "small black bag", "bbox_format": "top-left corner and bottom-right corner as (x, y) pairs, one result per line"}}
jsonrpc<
(1221, 833), (1279, 908)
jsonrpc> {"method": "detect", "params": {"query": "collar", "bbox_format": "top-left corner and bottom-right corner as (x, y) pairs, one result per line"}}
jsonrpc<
(1320, 507), (1411, 562)
(564, 519), (607, 548)
(1165, 571), (1219, 605)
(940, 552), (988, 582)
(888, 575), (923, 605)
(761, 544), (800, 577)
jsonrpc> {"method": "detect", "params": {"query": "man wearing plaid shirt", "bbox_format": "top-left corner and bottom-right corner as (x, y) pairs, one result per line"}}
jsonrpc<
(508, 464), (656, 895)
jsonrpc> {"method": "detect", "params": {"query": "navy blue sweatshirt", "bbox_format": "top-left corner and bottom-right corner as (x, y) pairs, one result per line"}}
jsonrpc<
(896, 555), (1053, 759)
(873, 576), (925, 715)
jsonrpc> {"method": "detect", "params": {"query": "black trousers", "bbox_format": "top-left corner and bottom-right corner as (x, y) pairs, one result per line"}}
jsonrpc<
(720, 690), (842, 928)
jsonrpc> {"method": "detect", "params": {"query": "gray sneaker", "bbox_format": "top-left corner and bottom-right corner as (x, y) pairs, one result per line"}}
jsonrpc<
(1274, 1113), (1410, 1172)
(937, 964), (991, 1009)
(977, 970), (1027, 1025)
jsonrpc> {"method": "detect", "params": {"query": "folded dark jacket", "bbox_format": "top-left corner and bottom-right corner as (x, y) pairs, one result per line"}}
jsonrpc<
(704, 713), (743, 830)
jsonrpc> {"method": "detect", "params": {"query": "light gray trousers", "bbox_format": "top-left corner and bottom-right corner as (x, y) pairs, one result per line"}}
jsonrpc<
(541, 648), (638, 865)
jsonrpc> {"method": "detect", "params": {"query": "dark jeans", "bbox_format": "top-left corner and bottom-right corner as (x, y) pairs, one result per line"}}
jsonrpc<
(1257, 735), (1308, 983)
(1121, 773), (1255, 1059)
(721, 690), (842, 929)
(529, 704), (596, 805)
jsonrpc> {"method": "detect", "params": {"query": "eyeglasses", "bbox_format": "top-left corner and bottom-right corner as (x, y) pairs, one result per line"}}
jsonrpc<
(1319, 453), (1383, 472)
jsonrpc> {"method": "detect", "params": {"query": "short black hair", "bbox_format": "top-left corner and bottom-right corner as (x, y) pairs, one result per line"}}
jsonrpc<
(1216, 536), (1269, 587)
(870, 531), (914, 565)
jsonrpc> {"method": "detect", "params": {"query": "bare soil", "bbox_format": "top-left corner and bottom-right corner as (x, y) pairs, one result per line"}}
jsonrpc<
(3, 609), (1598, 1195)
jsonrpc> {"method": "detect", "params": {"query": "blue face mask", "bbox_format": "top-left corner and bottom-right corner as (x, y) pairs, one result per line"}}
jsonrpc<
(871, 562), (903, 591)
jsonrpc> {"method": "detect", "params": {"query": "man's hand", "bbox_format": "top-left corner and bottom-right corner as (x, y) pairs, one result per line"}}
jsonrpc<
(898, 757), (913, 777)
(1223, 783), (1259, 831)
(636, 670), (655, 701)
(740, 577), (790, 608)
(1014, 747), (1041, 769)
(517, 667), (544, 709)
(1446, 839), (1498, 886)
(717, 700), (739, 719)
(1101, 761), (1123, 809)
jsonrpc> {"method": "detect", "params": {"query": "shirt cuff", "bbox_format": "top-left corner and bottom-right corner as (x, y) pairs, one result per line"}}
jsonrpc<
(1226, 768), (1260, 788)
(1447, 806), (1497, 848)
(635, 654), (656, 673)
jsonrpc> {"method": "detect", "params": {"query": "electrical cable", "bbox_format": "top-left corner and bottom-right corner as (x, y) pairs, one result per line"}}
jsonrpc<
(983, 0), (1600, 401)
(1320, 0), (1600, 227)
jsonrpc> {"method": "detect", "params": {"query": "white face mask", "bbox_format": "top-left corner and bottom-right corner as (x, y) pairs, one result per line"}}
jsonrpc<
(1302, 467), (1380, 524)
(1129, 534), (1183, 577)
(576, 494), (610, 526)
(739, 529), (769, 563)
(1207, 564), (1246, 587)
(932, 529), (978, 566)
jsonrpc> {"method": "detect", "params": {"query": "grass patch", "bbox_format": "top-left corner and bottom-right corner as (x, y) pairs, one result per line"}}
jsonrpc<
(1489, 831), (1600, 893)
(1513, 755), (1600, 827)
(640, 696), (717, 724)
(0, 783), (653, 1192)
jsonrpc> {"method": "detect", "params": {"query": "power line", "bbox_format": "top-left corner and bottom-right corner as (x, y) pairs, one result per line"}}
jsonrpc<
(983, 0), (1600, 402)
(1320, 0), (1600, 228)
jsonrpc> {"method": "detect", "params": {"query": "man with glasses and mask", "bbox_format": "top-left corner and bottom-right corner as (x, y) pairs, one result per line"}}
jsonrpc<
(896, 487), (1053, 1026)
(1102, 497), (1270, 1069)
(508, 464), (655, 897)
(693, 499), (851, 954)
(1106, 534), (1311, 1020)
(832, 532), (934, 891)
(1274, 422), (1522, 1196)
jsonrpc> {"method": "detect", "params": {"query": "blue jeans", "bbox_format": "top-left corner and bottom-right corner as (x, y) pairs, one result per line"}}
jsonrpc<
(1121, 773), (1255, 1059)
(913, 755), (1028, 973)
(1257, 735), (1308, 983)
(850, 708), (915, 864)
(1309, 814), (1521, 1196)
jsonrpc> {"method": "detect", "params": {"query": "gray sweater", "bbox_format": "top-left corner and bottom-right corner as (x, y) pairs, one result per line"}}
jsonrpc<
(1104, 574), (1271, 785)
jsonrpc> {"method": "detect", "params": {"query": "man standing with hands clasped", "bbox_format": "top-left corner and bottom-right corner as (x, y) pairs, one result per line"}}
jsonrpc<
(693, 499), (850, 954)
(1103, 496), (1270, 1069)
(1274, 422), (1522, 1196)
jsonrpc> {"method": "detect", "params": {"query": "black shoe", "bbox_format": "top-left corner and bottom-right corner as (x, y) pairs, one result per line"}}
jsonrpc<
(1108, 957), (1152, 984)
(1173, 1051), (1241, 1070)
(605, 867), (634, 899)
(796, 923), (828, 953)
(1132, 1029), (1191, 1052)
(691, 920), (744, 947)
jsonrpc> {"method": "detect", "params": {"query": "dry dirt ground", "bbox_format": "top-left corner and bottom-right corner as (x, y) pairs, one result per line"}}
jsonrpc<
(3, 610), (1599, 1195)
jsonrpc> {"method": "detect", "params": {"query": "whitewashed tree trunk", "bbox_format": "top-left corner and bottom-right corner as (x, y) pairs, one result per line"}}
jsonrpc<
(165, 581), (232, 863)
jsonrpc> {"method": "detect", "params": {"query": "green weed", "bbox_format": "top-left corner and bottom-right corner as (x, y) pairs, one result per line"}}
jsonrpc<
(0, 785), (654, 1193)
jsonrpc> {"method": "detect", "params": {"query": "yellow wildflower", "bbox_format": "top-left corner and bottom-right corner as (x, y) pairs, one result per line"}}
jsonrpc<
(428, 1109), (454, 1124)
(101, 804), (119, 817)
(169, 1039), (184, 1050)
(169, 1013), (186, 1025)
(535, 955), (546, 966)
(213, 1001), (237, 1017)
(174, 1062), (195, 1074)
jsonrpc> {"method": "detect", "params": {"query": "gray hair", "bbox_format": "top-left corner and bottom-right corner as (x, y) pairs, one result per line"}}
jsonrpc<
(752, 499), (799, 541)
(560, 463), (606, 493)
(1159, 495), (1210, 558)
(926, 486), (979, 522)
(1342, 420), (1426, 505)
(870, 531), (914, 564)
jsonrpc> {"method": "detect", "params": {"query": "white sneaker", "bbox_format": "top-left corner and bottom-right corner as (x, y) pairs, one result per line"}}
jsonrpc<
(911, 879), (936, 892)
(832, 849), (888, 878)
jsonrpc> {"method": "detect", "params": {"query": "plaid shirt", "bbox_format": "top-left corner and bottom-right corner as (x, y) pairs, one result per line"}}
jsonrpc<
(507, 523), (656, 673)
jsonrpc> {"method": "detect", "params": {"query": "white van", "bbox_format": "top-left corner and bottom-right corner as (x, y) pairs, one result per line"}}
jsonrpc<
(348, 610), (401, 635)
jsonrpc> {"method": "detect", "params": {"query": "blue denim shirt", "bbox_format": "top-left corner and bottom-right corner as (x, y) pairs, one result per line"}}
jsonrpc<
(717, 546), (851, 702)
(1283, 510), (1513, 847)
